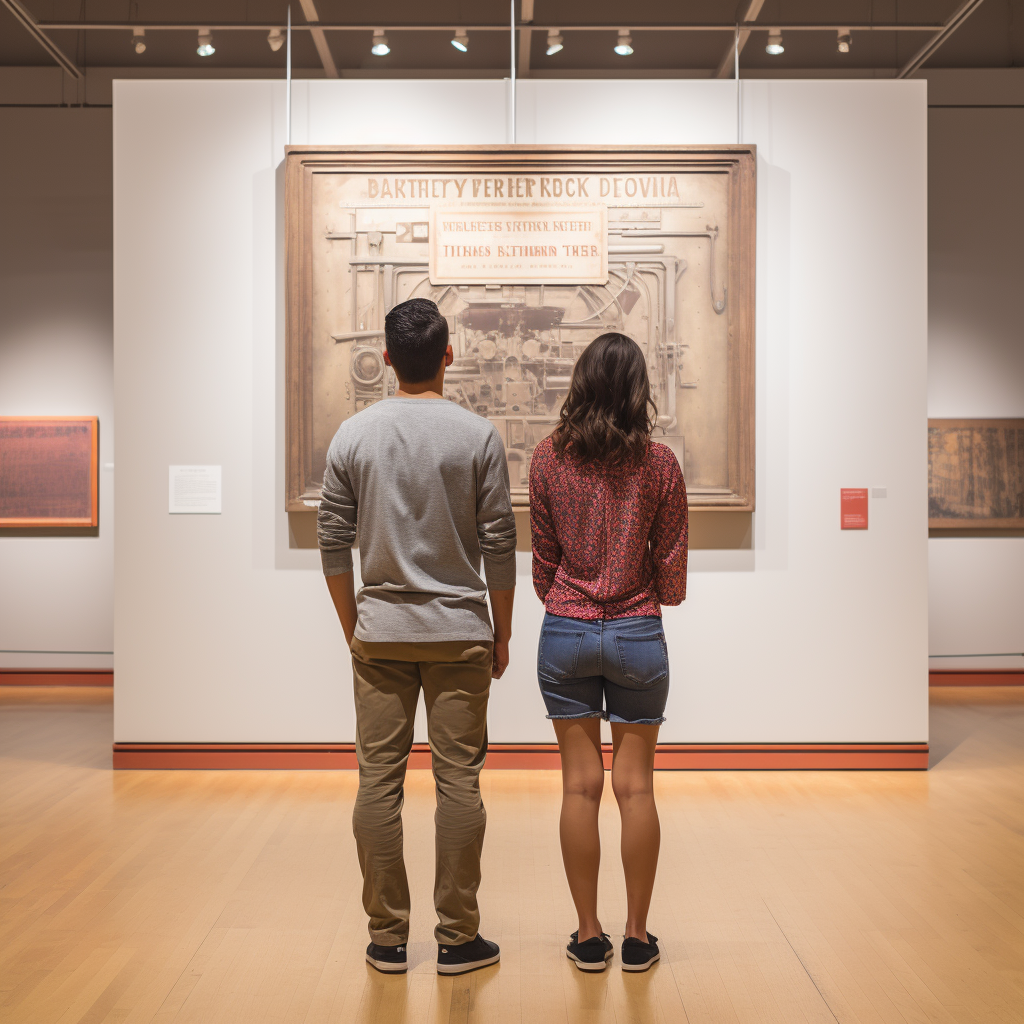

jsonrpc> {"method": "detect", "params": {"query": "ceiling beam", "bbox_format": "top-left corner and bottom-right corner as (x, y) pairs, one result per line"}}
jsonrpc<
(714, 0), (766, 79)
(3, 0), (82, 78)
(297, 0), (338, 78)
(897, 0), (986, 78)
(518, 0), (534, 79)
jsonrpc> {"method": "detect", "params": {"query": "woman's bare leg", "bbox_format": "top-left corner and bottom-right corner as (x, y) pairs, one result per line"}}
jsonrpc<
(552, 717), (606, 941)
(610, 723), (660, 942)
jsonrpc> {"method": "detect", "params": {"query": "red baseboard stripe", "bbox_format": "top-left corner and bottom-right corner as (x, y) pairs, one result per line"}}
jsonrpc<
(929, 670), (1023, 686)
(112, 741), (928, 771)
(0, 669), (113, 686)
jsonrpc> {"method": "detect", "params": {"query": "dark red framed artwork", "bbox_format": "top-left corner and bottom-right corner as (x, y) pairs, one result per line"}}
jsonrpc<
(0, 417), (99, 528)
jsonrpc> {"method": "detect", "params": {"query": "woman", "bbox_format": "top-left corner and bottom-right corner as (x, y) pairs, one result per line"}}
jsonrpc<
(530, 332), (688, 974)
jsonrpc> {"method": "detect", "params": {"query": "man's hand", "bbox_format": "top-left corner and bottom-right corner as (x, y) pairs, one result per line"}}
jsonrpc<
(492, 639), (510, 679)
(488, 587), (515, 680)
(325, 571), (358, 646)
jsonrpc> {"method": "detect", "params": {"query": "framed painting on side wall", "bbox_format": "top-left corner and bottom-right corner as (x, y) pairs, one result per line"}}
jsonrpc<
(285, 144), (756, 512)
(928, 418), (1024, 529)
(0, 417), (99, 528)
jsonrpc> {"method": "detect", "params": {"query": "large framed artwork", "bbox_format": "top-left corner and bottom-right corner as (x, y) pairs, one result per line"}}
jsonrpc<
(928, 418), (1024, 529)
(285, 145), (755, 511)
(0, 416), (99, 527)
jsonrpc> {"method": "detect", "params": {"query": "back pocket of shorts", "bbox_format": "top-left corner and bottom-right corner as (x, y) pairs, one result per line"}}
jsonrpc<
(614, 636), (668, 688)
(539, 630), (585, 680)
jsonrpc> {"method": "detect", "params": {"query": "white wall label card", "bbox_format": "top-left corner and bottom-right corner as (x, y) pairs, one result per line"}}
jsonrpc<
(169, 465), (221, 514)
(429, 205), (607, 284)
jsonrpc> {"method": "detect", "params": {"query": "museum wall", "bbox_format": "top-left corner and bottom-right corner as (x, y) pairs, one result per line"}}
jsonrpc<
(0, 75), (1015, 711)
(112, 78), (928, 744)
(0, 109), (114, 671)
(926, 104), (1024, 672)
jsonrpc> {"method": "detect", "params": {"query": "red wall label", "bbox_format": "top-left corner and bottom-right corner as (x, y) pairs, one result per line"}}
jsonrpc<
(841, 488), (869, 529)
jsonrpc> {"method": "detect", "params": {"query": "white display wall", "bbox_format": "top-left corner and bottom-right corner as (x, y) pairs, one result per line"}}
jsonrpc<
(113, 78), (928, 745)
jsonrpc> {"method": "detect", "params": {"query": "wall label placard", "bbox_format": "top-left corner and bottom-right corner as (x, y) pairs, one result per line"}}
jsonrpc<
(841, 488), (868, 529)
(429, 205), (607, 284)
(169, 465), (222, 514)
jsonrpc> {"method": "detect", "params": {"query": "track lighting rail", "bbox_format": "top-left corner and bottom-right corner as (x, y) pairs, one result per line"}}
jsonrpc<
(35, 21), (946, 34)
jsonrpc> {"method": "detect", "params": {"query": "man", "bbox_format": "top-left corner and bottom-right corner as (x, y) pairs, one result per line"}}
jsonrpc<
(318, 297), (516, 976)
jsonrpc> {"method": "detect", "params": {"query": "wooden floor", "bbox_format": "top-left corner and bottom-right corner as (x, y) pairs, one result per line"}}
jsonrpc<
(1, 686), (1021, 1024)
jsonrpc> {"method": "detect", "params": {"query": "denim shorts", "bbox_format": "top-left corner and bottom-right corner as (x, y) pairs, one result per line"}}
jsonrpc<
(537, 613), (669, 725)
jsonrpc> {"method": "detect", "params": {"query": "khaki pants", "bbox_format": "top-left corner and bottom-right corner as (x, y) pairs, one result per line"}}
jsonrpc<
(350, 637), (492, 946)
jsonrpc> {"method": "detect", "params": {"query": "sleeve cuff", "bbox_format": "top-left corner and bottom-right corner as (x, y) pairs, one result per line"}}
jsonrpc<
(483, 552), (517, 591)
(320, 547), (353, 577)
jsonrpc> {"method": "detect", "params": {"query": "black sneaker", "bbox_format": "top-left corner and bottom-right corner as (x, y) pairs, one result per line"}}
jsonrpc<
(436, 935), (500, 975)
(365, 941), (408, 973)
(621, 932), (660, 972)
(566, 931), (614, 972)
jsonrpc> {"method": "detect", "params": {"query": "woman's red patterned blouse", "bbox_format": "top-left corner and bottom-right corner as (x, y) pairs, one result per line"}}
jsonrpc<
(529, 436), (688, 620)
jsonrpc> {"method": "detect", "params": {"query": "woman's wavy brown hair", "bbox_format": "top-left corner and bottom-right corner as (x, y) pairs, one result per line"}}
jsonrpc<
(551, 332), (657, 468)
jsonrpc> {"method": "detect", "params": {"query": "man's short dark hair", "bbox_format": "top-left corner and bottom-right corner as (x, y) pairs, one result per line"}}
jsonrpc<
(384, 298), (449, 383)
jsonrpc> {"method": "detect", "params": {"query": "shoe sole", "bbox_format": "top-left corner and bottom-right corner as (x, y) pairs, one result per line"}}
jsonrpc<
(622, 952), (660, 972)
(436, 953), (500, 975)
(365, 955), (408, 974)
(566, 950), (611, 972)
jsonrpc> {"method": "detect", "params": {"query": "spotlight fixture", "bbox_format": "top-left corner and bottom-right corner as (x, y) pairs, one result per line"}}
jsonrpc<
(268, 28), (284, 52)
(545, 30), (563, 56)
(451, 29), (468, 52)
(197, 28), (215, 57)
(132, 27), (145, 54)
(765, 29), (784, 55)
(837, 29), (852, 53)
(371, 30), (390, 56)
(613, 29), (633, 56)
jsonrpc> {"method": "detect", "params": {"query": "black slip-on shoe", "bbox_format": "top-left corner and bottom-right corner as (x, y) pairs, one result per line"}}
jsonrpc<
(365, 941), (408, 973)
(621, 933), (660, 972)
(566, 931), (614, 972)
(436, 935), (500, 975)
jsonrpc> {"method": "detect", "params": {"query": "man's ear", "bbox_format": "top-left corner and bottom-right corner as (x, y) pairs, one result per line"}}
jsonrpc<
(383, 350), (392, 366)
(445, 344), (454, 367)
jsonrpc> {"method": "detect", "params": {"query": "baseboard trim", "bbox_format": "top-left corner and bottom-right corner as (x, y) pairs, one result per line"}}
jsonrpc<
(929, 670), (1024, 686)
(0, 669), (113, 686)
(112, 741), (929, 771)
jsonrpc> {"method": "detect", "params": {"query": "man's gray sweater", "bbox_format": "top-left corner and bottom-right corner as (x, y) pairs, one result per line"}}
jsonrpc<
(317, 397), (517, 643)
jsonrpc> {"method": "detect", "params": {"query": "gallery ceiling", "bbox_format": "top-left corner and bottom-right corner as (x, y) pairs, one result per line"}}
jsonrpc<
(2, 0), (1022, 78)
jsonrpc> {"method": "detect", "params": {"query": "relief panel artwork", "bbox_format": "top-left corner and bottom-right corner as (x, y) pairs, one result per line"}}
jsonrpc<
(286, 146), (755, 511)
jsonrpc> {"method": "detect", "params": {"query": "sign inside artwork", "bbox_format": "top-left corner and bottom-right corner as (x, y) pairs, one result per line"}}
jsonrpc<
(429, 205), (607, 285)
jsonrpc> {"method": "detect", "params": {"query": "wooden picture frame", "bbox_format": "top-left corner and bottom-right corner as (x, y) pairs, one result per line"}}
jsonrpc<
(285, 145), (756, 512)
(0, 416), (99, 528)
(928, 418), (1024, 529)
